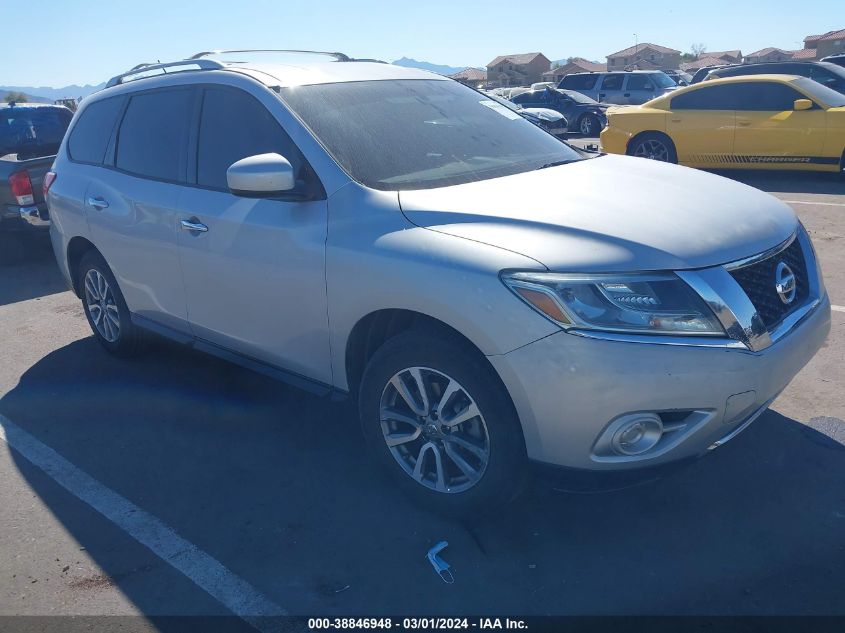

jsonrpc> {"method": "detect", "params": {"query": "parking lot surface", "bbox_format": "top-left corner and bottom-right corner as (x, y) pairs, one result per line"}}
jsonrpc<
(1, 167), (844, 624)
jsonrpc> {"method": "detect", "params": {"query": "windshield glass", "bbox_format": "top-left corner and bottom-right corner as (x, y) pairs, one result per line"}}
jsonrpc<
(651, 73), (676, 89)
(279, 80), (582, 191)
(0, 106), (72, 159)
(795, 76), (845, 106)
(558, 89), (599, 104)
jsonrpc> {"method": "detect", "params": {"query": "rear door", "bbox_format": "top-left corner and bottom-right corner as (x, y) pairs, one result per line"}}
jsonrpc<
(176, 86), (332, 384)
(597, 74), (626, 104)
(624, 74), (657, 105)
(85, 87), (194, 332)
(667, 84), (737, 167)
(732, 82), (827, 165)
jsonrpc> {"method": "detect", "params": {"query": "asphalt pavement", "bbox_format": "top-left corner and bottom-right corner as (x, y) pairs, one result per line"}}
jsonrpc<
(0, 165), (844, 627)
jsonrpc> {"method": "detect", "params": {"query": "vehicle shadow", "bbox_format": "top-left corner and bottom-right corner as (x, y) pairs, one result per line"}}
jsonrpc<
(0, 231), (67, 306)
(1, 337), (844, 617)
(711, 169), (845, 196)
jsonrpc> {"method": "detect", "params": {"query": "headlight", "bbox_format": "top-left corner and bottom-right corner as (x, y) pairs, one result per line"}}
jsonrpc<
(502, 272), (724, 336)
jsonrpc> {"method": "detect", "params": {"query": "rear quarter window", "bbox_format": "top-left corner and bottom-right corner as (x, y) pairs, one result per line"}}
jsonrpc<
(67, 97), (124, 164)
(560, 74), (598, 90)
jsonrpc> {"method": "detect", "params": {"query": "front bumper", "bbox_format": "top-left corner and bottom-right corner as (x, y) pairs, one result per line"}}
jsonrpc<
(490, 229), (831, 470)
(599, 125), (630, 155)
(490, 293), (830, 470)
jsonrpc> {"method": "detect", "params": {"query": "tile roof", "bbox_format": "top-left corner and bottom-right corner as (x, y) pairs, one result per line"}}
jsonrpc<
(745, 47), (791, 58)
(706, 50), (742, 60)
(607, 43), (681, 58)
(791, 48), (818, 60)
(486, 52), (546, 67)
(542, 58), (606, 76)
(805, 29), (845, 43)
(680, 56), (733, 70)
(448, 68), (487, 80)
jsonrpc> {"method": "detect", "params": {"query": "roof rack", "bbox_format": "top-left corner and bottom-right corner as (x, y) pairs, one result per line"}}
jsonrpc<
(106, 59), (225, 88)
(189, 49), (351, 62)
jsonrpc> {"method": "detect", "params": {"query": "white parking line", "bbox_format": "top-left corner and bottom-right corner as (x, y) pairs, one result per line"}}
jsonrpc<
(781, 200), (845, 208)
(0, 414), (287, 631)
(833, 305), (845, 313)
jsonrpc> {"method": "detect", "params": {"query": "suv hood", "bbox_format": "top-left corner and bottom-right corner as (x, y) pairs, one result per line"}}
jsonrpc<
(398, 154), (797, 272)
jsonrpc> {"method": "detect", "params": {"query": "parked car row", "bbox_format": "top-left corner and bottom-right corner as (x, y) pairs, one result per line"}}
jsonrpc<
(601, 74), (845, 174)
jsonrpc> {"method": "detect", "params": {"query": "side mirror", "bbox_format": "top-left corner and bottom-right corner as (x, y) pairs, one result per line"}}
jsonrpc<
(227, 153), (295, 197)
(793, 99), (813, 111)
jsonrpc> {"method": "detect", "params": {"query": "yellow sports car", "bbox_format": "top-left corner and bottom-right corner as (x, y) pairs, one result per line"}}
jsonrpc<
(600, 74), (845, 173)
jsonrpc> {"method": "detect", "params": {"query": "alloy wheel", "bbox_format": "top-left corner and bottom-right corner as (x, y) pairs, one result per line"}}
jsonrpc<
(633, 139), (670, 161)
(580, 115), (595, 135)
(379, 367), (490, 493)
(84, 269), (121, 343)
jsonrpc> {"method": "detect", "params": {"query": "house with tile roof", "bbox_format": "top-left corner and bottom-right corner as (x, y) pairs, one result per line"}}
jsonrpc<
(680, 55), (735, 72)
(703, 50), (743, 64)
(541, 58), (607, 83)
(802, 28), (845, 59)
(486, 52), (551, 87)
(448, 68), (487, 87)
(744, 47), (796, 64)
(606, 43), (681, 71)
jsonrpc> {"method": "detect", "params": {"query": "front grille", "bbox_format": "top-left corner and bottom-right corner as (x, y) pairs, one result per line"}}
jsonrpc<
(728, 238), (809, 329)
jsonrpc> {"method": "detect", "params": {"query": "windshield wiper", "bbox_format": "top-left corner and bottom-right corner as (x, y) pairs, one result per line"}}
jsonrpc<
(537, 159), (578, 170)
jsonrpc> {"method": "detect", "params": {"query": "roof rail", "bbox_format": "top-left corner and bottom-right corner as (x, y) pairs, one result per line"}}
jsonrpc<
(106, 59), (225, 88)
(189, 49), (351, 62)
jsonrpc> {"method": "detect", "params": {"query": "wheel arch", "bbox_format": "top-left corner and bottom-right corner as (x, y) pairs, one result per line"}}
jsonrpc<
(343, 309), (509, 403)
(626, 130), (676, 156)
(66, 236), (100, 298)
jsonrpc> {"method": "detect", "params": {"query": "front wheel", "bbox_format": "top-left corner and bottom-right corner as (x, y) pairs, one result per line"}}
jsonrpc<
(627, 133), (678, 163)
(578, 113), (601, 136)
(358, 330), (528, 516)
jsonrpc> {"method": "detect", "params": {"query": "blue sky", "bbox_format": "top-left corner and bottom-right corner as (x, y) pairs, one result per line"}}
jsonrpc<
(3, 0), (841, 87)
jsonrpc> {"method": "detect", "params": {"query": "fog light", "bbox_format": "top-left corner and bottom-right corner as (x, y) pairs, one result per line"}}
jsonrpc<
(611, 414), (663, 456)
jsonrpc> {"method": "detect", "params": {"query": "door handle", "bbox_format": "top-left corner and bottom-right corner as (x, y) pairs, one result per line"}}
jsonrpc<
(623, 93), (630, 97)
(180, 219), (208, 233)
(87, 196), (109, 210)
(737, 119), (751, 127)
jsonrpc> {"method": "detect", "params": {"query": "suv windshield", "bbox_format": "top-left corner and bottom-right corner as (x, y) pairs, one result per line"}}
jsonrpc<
(650, 73), (676, 89)
(279, 79), (582, 190)
(0, 106), (72, 159)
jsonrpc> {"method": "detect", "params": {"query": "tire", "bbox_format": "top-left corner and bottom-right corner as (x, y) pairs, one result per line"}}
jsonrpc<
(627, 132), (678, 164)
(358, 329), (528, 516)
(78, 250), (146, 356)
(578, 113), (600, 136)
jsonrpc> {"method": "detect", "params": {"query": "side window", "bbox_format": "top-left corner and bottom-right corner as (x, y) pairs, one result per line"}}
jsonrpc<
(626, 75), (654, 91)
(671, 85), (738, 110)
(115, 89), (193, 181)
(67, 97), (124, 164)
(196, 87), (305, 191)
(600, 74), (625, 91)
(733, 83), (805, 111)
(561, 74), (597, 90)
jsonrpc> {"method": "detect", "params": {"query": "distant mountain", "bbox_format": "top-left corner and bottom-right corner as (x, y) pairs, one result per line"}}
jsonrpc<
(391, 57), (467, 76)
(0, 83), (106, 103)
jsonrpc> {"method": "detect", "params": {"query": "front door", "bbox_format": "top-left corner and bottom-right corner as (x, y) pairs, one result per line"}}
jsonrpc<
(176, 86), (332, 385)
(666, 83), (737, 167)
(732, 82), (827, 166)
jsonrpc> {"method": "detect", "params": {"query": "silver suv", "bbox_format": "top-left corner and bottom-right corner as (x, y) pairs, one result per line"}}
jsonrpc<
(558, 71), (677, 104)
(47, 51), (830, 514)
